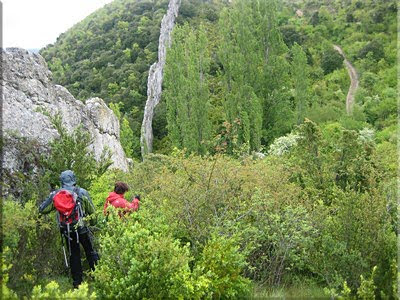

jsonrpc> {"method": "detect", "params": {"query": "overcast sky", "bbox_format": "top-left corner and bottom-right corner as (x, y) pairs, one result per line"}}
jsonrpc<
(2, 0), (114, 49)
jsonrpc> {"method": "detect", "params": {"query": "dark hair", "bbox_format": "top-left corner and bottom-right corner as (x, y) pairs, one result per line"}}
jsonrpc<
(114, 181), (129, 194)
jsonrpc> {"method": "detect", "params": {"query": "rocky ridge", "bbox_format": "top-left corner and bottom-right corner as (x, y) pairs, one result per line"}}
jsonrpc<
(2, 48), (129, 174)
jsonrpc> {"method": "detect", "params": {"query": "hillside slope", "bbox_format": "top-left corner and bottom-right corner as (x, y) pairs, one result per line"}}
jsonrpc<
(40, 0), (223, 157)
(41, 0), (397, 158)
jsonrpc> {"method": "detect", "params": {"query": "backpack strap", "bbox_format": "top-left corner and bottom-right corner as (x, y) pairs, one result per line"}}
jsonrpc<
(53, 188), (63, 228)
(73, 187), (81, 201)
(73, 186), (85, 219)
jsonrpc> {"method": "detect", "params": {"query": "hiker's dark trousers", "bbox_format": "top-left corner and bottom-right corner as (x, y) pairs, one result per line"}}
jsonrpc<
(66, 231), (99, 287)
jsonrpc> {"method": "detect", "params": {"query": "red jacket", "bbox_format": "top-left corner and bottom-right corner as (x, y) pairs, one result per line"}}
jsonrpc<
(103, 192), (139, 215)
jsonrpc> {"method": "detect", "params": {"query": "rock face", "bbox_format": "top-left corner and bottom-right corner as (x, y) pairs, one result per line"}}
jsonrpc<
(333, 45), (358, 115)
(140, 0), (181, 158)
(2, 48), (129, 173)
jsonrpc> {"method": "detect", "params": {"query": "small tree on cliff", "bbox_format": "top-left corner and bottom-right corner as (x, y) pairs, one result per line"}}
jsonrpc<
(42, 113), (112, 189)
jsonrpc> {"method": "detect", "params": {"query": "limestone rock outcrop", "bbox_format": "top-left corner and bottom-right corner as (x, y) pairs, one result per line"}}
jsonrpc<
(140, 0), (181, 158)
(2, 47), (129, 173)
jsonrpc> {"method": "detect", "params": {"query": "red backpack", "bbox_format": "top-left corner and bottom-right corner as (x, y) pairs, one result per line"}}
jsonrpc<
(53, 188), (83, 231)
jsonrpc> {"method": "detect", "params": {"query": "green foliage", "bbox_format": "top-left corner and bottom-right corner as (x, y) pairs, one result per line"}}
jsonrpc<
(321, 47), (344, 75)
(120, 118), (135, 158)
(2, 133), (51, 202)
(246, 201), (317, 286)
(40, 0), (223, 155)
(193, 234), (252, 298)
(358, 40), (384, 61)
(263, 117), (395, 294)
(291, 43), (310, 124)
(93, 208), (251, 299)
(40, 0), (169, 108)
(39, 0), (397, 158)
(2, 248), (18, 300)
(6, 122), (397, 297)
(281, 25), (305, 47)
(165, 24), (211, 155)
(357, 266), (377, 300)
(109, 102), (137, 158)
(339, 281), (353, 300)
(31, 282), (96, 299)
(218, 0), (290, 148)
(7, 0), (398, 298)
(3, 199), (65, 297)
(43, 113), (112, 189)
(93, 210), (194, 299)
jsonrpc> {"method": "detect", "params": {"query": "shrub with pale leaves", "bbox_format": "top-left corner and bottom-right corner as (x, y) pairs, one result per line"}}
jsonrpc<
(268, 133), (301, 156)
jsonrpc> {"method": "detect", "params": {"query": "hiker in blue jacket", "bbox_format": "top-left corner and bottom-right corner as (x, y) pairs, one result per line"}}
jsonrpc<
(39, 170), (99, 288)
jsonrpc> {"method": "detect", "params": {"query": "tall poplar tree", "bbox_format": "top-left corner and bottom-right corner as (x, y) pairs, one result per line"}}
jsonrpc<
(218, 0), (292, 151)
(217, 0), (263, 153)
(291, 43), (310, 125)
(164, 24), (211, 154)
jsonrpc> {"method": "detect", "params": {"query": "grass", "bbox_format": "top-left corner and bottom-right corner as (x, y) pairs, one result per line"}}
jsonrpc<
(252, 283), (330, 299)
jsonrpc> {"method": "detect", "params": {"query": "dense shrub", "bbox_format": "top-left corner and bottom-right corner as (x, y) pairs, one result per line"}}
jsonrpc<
(245, 201), (317, 285)
(117, 153), (301, 250)
(2, 249), (18, 300)
(87, 128), (396, 295)
(31, 282), (96, 299)
(321, 48), (344, 75)
(3, 199), (65, 297)
(358, 40), (385, 61)
(93, 210), (194, 299)
(5, 116), (396, 298)
(43, 113), (112, 190)
(281, 25), (305, 47)
(193, 234), (252, 298)
(92, 208), (251, 299)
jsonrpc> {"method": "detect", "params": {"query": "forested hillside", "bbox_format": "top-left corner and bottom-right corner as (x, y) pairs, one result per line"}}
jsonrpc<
(40, 0), (224, 157)
(4, 0), (397, 299)
(40, 0), (396, 159)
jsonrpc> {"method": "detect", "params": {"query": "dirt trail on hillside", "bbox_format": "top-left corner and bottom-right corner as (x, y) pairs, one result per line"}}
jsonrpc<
(333, 45), (359, 115)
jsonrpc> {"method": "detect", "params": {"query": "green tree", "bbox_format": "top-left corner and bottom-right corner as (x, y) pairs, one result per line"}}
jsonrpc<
(321, 47), (343, 75)
(291, 43), (310, 124)
(43, 113), (112, 189)
(164, 24), (211, 154)
(109, 102), (136, 158)
(218, 0), (291, 149)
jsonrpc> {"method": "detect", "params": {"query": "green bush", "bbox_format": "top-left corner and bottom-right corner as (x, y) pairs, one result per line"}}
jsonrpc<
(357, 266), (377, 300)
(43, 113), (112, 190)
(31, 282), (96, 299)
(358, 40), (385, 61)
(93, 210), (194, 299)
(3, 199), (65, 297)
(321, 48), (344, 75)
(2, 248), (18, 300)
(193, 234), (252, 299)
(4, 119), (397, 299)
(93, 205), (252, 299)
(245, 201), (317, 286)
(118, 153), (301, 250)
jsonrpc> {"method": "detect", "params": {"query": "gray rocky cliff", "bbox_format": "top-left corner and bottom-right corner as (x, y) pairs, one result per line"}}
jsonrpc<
(140, 0), (181, 158)
(2, 48), (129, 174)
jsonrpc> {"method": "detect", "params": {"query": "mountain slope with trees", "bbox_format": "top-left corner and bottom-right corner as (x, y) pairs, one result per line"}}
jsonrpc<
(3, 0), (395, 298)
(40, 0), (225, 158)
(41, 0), (396, 160)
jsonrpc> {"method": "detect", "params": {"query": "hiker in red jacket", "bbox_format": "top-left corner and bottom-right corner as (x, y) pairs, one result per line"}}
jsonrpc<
(104, 181), (140, 215)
